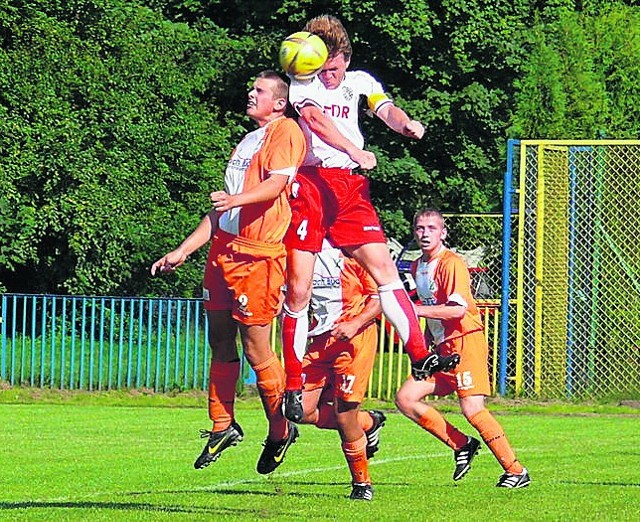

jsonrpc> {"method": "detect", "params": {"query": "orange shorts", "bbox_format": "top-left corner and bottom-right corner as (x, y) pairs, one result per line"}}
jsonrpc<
(428, 330), (491, 397)
(203, 230), (286, 325)
(302, 323), (378, 403)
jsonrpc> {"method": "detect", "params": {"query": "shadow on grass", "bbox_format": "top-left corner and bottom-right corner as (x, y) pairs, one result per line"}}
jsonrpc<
(125, 487), (335, 498)
(0, 500), (295, 517)
(560, 480), (640, 487)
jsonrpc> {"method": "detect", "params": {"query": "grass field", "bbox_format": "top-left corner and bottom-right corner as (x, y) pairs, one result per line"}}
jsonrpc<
(1, 391), (639, 521)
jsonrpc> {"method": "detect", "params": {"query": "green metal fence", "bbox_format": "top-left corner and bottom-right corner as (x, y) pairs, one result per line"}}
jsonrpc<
(1, 291), (501, 398)
(0, 294), (211, 392)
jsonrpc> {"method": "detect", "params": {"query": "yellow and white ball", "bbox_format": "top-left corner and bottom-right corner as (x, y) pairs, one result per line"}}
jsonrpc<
(279, 31), (328, 81)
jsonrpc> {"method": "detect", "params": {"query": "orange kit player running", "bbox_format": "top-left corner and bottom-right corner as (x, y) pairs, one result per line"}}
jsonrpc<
(151, 70), (306, 475)
(281, 14), (459, 422)
(298, 241), (386, 501)
(394, 208), (531, 488)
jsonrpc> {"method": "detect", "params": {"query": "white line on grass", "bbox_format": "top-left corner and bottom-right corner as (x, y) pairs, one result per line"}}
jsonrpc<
(42, 452), (448, 503)
(191, 452), (450, 493)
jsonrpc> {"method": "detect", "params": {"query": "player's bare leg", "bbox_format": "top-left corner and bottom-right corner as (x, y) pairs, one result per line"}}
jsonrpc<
(395, 377), (479, 480)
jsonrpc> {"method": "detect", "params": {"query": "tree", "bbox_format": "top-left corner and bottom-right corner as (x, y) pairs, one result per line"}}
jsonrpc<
(0, 1), (253, 296)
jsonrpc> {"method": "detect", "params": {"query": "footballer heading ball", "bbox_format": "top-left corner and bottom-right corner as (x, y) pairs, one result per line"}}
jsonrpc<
(279, 31), (328, 81)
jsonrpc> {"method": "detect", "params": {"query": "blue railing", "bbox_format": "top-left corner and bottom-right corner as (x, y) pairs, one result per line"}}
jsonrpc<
(0, 293), (221, 392)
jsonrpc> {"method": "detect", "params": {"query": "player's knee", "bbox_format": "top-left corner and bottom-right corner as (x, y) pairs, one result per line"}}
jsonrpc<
(284, 282), (312, 310)
(394, 389), (411, 413)
(459, 396), (486, 420)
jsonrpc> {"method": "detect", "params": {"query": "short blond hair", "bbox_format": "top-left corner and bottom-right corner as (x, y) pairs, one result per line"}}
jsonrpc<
(304, 14), (352, 60)
(413, 208), (445, 229)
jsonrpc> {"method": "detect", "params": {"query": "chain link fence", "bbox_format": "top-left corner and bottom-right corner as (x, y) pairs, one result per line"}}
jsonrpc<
(512, 141), (640, 400)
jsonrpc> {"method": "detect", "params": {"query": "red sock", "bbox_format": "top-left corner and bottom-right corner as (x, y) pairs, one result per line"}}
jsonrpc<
(281, 304), (308, 390)
(207, 360), (240, 432)
(378, 281), (428, 362)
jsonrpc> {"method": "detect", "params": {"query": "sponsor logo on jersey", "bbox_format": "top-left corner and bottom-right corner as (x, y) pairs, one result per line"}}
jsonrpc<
(312, 275), (341, 288)
(227, 156), (252, 171)
(362, 225), (381, 232)
(342, 85), (354, 100)
(323, 104), (350, 118)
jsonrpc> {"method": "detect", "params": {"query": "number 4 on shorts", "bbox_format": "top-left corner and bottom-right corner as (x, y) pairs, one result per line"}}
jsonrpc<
(297, 219), (308, 241)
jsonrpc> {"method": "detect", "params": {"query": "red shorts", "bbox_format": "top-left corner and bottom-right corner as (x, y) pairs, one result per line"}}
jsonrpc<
(302, 323), (378, 403)
(427, 330), (491, 397)
(284, 167), (386, 252)
(203, 230), (286, 325)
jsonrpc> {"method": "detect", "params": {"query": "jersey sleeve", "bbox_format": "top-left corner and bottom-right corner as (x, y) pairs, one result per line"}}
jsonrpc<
(438, 255), (472, 308)
(264, 119), (306, 180)
(356, 71), (393, 113)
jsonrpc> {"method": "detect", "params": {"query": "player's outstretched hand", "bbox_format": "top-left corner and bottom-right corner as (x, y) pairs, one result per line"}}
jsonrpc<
(403, 120), (424, 140)
(151, 249), (187, 276)
(411, 352), (460, 380)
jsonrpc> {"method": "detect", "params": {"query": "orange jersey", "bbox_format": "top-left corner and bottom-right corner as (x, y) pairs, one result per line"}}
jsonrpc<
(308, 243), (379, 337)
(218, 117), (306, 243)
(411, 248), (484, 345)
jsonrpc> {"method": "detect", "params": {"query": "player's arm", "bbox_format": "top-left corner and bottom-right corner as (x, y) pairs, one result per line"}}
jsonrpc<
(298, 105), (377, 169)
(151, 211), (219, 275)
(331, 295), (381, 341)
(210, 173), (289, 212)
(375, 102), (424, 140)
(415, 301), (466, 321)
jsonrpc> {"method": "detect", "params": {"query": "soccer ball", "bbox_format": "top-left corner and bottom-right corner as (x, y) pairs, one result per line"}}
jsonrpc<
(279, 31), (328, 81)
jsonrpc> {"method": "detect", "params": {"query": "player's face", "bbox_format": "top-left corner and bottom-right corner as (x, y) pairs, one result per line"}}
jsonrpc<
(414, 215), (447, 259)
(246, 78), (284, 125)
(317, 53), (350, 89)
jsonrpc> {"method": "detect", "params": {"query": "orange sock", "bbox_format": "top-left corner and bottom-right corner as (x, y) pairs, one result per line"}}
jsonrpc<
(468, 409), (524, 474)
(208, 360), (240, 432)
(252, 354), (287, 441)
(416, 407), (469, 450)
(342, 434), (371, 485)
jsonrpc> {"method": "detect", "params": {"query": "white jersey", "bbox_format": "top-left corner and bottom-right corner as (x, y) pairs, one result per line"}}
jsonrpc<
(289, 71), (392, 169)
(308, 241), (378, 337)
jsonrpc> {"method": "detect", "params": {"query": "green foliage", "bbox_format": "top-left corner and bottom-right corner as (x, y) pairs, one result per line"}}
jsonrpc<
(511, 2), (640, 138)
(2, 1), (640, 296)
(0, 1), (247, 296)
